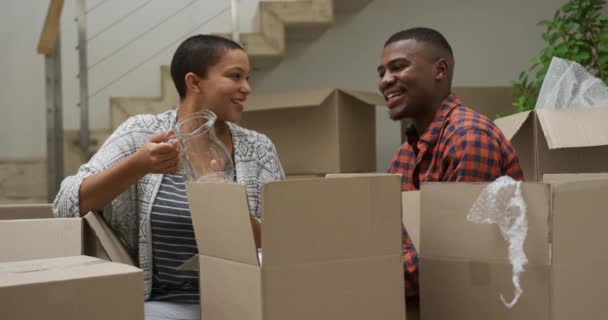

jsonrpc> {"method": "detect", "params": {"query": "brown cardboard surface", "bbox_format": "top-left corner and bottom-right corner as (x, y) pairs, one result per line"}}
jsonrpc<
(0, 213), (135, 265)
(0, 218), (82, 262)
(495, 109), (608, 181)
(83, 212), (135, 266)
(185, 175), (405, 320)
(0, 203), (53, 220)
(494, 110), (532, 141)
(186, 181), (258, 266)
(0, 255), (143, 320)
(286, 174), (325, 180)
(241, 92), (339, 174)
(262, 176), (402, 266)
(245, 88), (334, 111)
(199, 255), (262, 320)
(452, 86), (515, 120)
(542, 173), (608, 184)
(420, 180), (608, 320)
(536, 108), (608, 149)
(240, 89), (383, 174)
(421, 258), (550, 320)
(263, 255), (404, 320)
(551, 180), (608, 320)
(421, 183), (550, 263)
(402, 191), (420, 252)
(338, 93), (376, 172)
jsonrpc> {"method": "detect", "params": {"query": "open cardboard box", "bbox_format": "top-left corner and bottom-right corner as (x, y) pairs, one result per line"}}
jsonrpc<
(495, 108), (608, 181)
(241, 89), (385, 175)
(180, 174), (406, 320)
(419, 175), (608, 319)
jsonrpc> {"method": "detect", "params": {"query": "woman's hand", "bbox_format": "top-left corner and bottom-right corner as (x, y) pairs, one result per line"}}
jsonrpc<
(134, 130), (181, 174)
(78, 130), (181, 215)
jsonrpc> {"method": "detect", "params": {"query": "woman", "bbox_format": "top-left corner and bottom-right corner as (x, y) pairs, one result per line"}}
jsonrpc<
(53, 35), (285, 320)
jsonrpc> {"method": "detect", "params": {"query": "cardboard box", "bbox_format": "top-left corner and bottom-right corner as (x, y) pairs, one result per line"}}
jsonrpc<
(0, 255), (143, 320)
(0, 203), (53, 220)
(419, 179), (608, 320)
(182, 175), (405, 320)
(0, 213), (135, 266)
(495, 108), (608, 181)
(241, 89), (385, 175)
(402, 191), (420, 252)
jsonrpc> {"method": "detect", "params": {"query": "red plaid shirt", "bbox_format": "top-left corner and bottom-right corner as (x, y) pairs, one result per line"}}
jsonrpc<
(388, 94), (524, 305)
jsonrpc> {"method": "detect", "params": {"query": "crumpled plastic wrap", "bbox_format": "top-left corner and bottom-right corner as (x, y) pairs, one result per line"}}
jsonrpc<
(536, 57), (608, 109)
(467, 176), (528, 308)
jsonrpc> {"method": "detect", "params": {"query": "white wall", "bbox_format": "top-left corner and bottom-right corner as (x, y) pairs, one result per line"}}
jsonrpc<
(2, 0), (607, 166)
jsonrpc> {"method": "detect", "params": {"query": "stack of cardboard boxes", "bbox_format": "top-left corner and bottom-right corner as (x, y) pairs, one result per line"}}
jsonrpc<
(0, 207), (144, 320)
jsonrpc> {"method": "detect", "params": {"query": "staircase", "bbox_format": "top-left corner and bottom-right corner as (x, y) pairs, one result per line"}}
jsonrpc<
(62, 0), (374, 176)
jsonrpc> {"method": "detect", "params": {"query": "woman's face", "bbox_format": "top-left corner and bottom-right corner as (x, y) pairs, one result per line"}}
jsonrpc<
(194, 49), (251, 122)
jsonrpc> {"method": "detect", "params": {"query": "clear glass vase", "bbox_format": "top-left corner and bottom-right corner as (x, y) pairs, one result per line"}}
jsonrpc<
(173, 110), (235, 182)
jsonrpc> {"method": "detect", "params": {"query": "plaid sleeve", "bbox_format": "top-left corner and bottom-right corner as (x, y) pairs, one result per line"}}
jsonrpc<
(444, 129), (509, 182)
(402, 223), (419, 304)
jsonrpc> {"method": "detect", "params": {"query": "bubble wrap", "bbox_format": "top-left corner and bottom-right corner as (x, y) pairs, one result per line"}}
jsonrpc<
(536, 57), (608, 109)
(467, 176), (528, 308)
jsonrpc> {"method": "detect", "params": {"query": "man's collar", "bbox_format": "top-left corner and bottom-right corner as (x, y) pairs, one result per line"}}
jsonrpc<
(417, 93), (461, 145)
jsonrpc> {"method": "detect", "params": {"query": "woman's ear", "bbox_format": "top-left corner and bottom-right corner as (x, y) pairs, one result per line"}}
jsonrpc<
(434, 58), (449, 81)
(185, 72), (200, 94)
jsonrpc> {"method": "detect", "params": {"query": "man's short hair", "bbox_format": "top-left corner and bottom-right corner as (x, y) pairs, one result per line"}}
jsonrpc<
(170, 34), (244, 100)
(384, 27), (453, 58)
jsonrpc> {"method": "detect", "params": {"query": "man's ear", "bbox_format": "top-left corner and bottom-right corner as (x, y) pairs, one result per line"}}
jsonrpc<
(434, 58), (449, 81)
(185, 72), (200, 93)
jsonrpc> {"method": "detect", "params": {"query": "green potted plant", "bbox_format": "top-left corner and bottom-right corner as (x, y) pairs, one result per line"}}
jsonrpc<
(509, 0), (608, 115)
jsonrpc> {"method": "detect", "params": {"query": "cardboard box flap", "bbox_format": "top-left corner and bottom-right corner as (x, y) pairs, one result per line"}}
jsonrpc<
(244, 89), (334, 112)
(185, 182), (258, 266)
(536, 108), (608, 149)
(0, 218), (82, 262)
(543, 173), (608, 184)
(550, 177), (608, 193)
(339, 89), (386, 106)
(177, 255), (199, 271)
(494, 110), (532, 141)
(261, 175), (402, 267)
(83, 212), (136, 266)
(421, 182), (551, 264)
(0, 255), (141, 287)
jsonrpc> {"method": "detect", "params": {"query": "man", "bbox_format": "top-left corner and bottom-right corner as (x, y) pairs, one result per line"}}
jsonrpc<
(377, 27), (523, 313)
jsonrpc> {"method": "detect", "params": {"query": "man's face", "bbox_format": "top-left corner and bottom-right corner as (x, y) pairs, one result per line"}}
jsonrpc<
(377, 39), (439, 120)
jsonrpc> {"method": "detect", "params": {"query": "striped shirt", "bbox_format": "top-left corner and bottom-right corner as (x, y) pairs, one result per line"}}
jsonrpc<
(150, 173), (199, 303)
